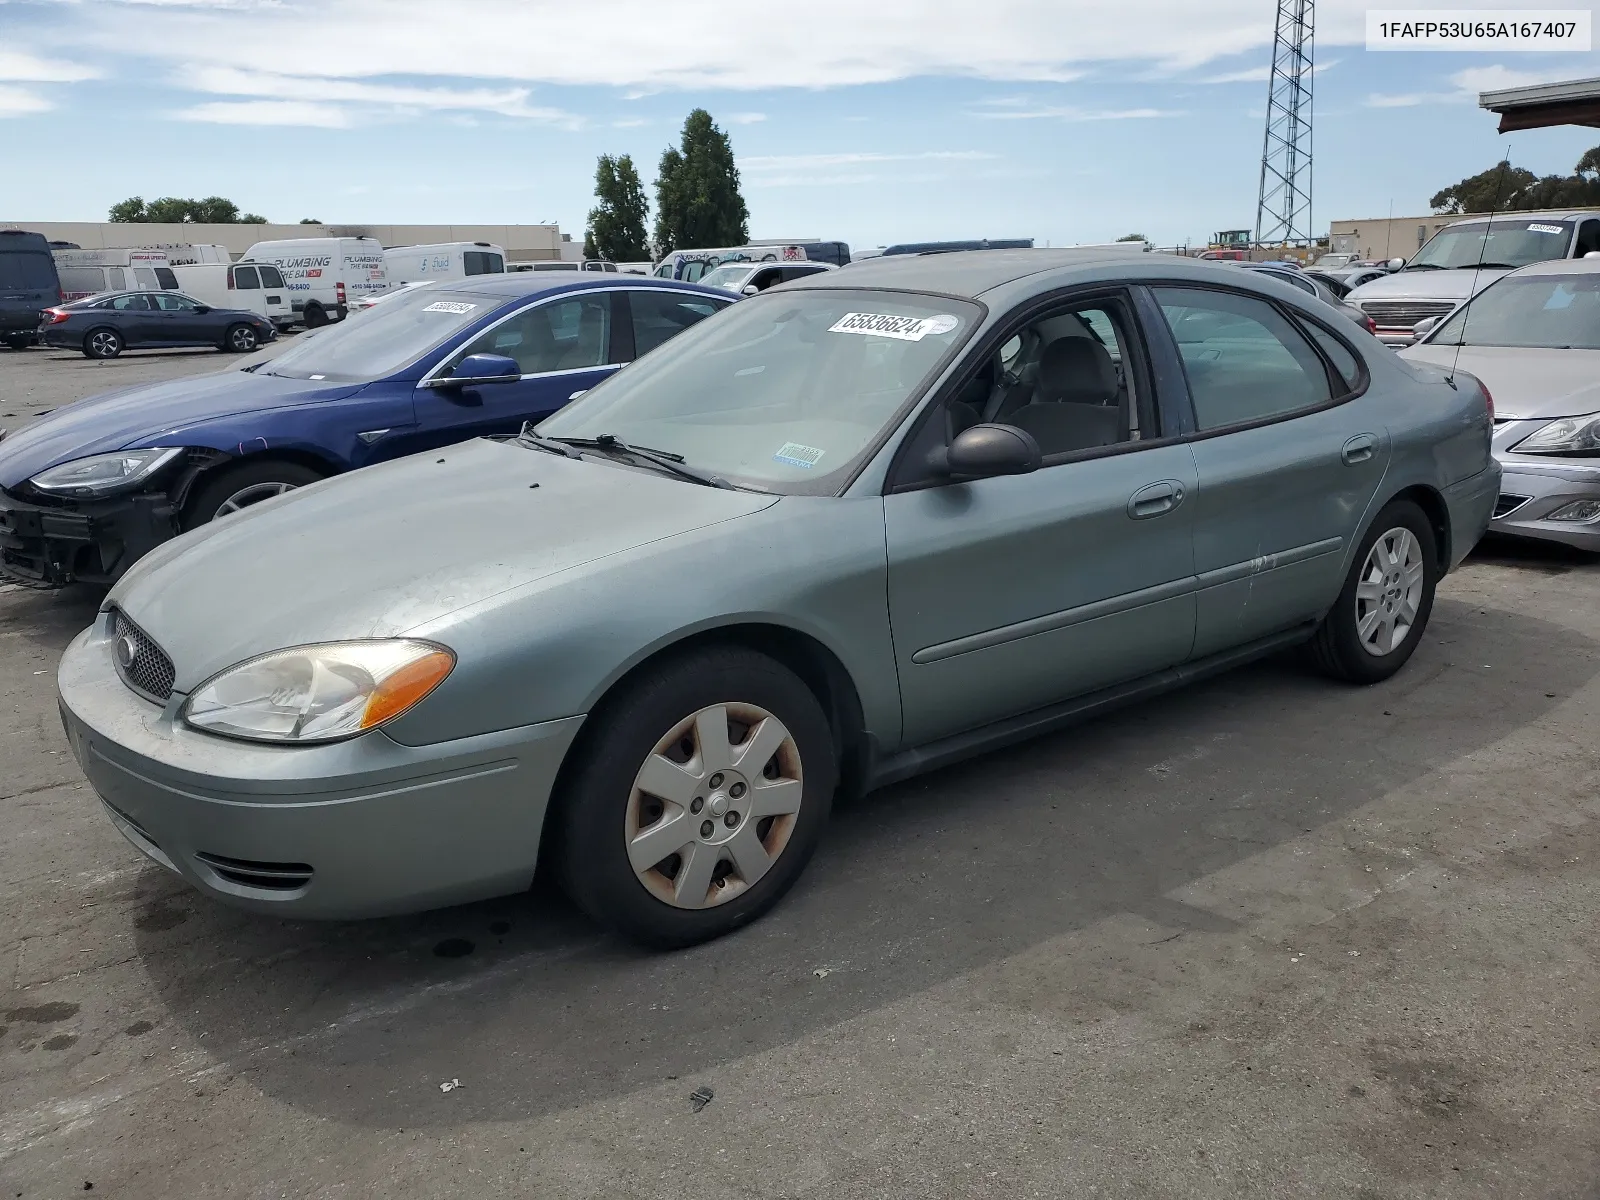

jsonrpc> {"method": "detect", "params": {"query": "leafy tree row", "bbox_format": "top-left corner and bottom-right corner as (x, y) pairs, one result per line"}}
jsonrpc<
(584, 108), (749, 261)
(108, 196), (270, 224)
(1431, 146), (1600, 214)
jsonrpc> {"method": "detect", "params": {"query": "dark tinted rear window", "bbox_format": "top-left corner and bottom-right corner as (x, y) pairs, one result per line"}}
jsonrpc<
(0, 252), (58, 291)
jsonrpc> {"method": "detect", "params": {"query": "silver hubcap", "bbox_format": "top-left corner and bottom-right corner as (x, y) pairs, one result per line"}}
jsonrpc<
(214, 481), (297, 517)
(91, 332), (118, 354)
(625, 702), (803, 910)
(1355, 526), (1426, 657)
(231, 328), (255, 349)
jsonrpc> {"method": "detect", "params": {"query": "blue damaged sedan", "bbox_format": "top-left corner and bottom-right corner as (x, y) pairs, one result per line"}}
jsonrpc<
(57, 250), (1499, 948)
(0, 275), (731, 586)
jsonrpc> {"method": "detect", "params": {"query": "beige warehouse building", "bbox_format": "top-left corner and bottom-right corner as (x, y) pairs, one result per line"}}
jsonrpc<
(0, 221), (574, 262)
(1327, 213), (1485, 262)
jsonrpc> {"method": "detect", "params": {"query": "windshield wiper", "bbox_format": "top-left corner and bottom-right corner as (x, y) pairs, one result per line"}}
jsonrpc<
(515, 425), (583, 459)
(1473, 262), (1521, 270)
(551, 434), (735, 489)
(1402, 263), (1444, 271)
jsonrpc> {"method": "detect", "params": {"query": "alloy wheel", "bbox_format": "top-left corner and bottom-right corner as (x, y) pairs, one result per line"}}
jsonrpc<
(230, 326), (257, 351)
(214, 481), (298, 517)
(1355, 526), (1426, 657)
(89, 331), (120, 357)
(624, 702), (804, 909)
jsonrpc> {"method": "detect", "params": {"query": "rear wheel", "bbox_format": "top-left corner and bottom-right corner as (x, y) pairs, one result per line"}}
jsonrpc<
(557, 647), (836, 948)
(83, 328), (123, 359)
(223, 323), (259, 353)
(183, 460), (324, 528)
(302, 304), (328, 329)
(3, 334), (31, 351)
(1309, 499), (1438, 684)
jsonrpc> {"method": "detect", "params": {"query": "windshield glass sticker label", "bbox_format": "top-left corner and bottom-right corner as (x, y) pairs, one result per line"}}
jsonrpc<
(773, 442), (825, 469)
(1527, 223), (1565, 235)
(422, 301), (478, 314)
(828, 312), (959, 341)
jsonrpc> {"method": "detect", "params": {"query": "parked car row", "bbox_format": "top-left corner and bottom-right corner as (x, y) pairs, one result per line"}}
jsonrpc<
(5, 248), (1510, 951)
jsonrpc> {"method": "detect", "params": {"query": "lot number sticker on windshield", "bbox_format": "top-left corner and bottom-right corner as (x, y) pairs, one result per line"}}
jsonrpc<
(828, 312), (960, 341)
(1527, 224), (1565, 235)
(421, 301), (479, 314)
(773, 442), (825, 469)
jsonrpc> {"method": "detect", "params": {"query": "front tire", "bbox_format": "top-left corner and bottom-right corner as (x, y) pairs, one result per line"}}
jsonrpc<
(557, 647), (837, 949)
(224, 323), (259, 353)
(1309, 499), (1438, 684)
(83, 328), (123, 359)
(182, 460), (324, 527)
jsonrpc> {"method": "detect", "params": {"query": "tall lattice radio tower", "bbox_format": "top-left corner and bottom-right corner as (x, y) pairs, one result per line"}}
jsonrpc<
(1254, 0), (1315, 247)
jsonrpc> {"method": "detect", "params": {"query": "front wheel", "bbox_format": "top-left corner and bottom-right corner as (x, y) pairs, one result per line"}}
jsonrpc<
(557, 647), (837, 949)
(84, 328), (123, 359)
(1309, 499), (1438, 684)
(182, 460), (324, 527)
(224, 323), (259, 353)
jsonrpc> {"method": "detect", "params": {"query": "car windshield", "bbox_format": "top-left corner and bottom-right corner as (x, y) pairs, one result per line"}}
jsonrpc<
(537, 289), (979, 494)
(262, 287), (498, 381)
(698, 265), (757, 291)
(1429, 272), (1600, 351)
(1406, 219), (1574, 270)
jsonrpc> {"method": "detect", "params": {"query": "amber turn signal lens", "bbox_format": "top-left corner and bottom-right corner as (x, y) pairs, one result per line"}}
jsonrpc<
(360, 649), (455, 729)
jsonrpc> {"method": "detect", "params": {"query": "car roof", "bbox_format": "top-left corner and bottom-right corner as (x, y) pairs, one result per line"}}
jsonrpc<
(430, 274), (723, 299)
(1442, 211), (1600, 226)
(1504, 257), (1600, 278)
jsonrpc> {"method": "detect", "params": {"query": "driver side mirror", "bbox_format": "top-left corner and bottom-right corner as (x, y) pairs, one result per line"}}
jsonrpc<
(1386, 258), (1406, 271)
(742, 284), (760, 296)
(930, 423), (1042, 480)
(192, 305), (211, 314)
(1412, 316), (1441, 337)
(425, 352), (522, 388)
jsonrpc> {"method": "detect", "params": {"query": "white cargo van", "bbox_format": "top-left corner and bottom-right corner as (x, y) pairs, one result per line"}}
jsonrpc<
(149, 243), (232, 266)
(169, 261), (293, 329)
(383, 241), (505, 284)
(53, 248), (177, 301)
(240, 235), (388, 326)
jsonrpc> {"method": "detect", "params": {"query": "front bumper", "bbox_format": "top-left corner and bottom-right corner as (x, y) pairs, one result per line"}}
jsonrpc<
(58, 616), (586, 919)
(0, 486), (177, 587)
(1490, 461), (1600, 550)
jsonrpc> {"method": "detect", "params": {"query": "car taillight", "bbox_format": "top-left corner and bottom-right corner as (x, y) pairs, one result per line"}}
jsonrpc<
(42, 308), (69, 325)
(1480, 381), (1493, 421)
(336, 281), (346, 305)
(1364, 314), (1377, 335)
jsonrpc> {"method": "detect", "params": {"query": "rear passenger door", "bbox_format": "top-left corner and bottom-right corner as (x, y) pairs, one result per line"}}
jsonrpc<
(101, 293), (160, 344)
(1149, 286), (1388, 656)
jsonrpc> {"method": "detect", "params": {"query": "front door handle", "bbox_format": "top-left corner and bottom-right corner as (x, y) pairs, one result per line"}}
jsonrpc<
(1342, 433), (1378, 465)
(1128, 479), (1186, 520)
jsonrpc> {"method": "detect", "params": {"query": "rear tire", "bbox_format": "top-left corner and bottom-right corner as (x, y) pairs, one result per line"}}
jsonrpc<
(556, 646), (836, 949)
(223, 323), (259, 353)
(183, 460), (324, 527)
(1309, 499), (1438, 684)
(302, 304), (328, 329)
(3, 334), (31, 351)
(83, 328), (123, 359)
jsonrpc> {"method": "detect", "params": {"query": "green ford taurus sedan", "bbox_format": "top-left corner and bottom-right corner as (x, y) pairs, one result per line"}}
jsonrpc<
(57, 250), (1500, 947)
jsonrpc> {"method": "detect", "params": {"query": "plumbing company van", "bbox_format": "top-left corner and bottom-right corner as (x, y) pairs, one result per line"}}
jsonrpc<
(383, 241), (506, 284)
(240, 236), (388, 326)
(169, 260), (293, 328)
(53, 248), (177, 301)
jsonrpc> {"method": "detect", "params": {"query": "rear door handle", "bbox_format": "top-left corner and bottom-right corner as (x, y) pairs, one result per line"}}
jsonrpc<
(1128, 479), (1186, 520)
(1342, 433), (1378, 465)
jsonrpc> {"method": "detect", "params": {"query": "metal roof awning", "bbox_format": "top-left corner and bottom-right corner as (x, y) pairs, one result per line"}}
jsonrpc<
(1479, 76), (1600, 132)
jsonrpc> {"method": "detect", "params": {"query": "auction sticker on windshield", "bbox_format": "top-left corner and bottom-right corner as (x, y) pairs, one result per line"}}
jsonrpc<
(773, 442), (825, 469)
(828, 312), (960, 341)
(1528, 224), (1566, 235)
(422, 301), (478, 314)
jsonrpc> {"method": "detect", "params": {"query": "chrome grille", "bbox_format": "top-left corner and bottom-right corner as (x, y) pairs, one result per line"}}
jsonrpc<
(1493, 493), (1531, 519)
(1358, 300), (1455, 328)
(111, 609), (175, 703)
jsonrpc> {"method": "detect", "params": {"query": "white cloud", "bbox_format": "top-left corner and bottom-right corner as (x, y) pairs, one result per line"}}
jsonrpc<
(173, 99), (353, 126)
(726, 112), (766, 124)
(0, 50), (101, 83)
(1195, 57), (1337, 85)
(742, 150), (999, 170)
(969, 104), (1180, 120)
(1364, 64), (1578, 110)
(60, 0), (1394, 92)
(0, 84), (53, 117)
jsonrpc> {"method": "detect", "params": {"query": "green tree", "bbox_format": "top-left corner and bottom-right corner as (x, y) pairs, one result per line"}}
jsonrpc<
(1429, 162), (1536, 214)
(1575, 145), (1600, 181)
(653, 109), (749, 254)
(1116, 233), (1148, 242)
(106, 195), (267, 223)
(108, 196), (148, 222)
(584, 154), (651, 261)
(299, 217), (321, 224)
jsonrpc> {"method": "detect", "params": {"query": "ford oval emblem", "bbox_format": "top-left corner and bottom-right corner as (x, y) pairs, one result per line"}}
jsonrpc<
(114, 634), (138, 670)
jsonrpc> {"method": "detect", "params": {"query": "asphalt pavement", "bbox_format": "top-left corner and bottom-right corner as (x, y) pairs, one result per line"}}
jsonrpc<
(2, 342), (1599, 1198)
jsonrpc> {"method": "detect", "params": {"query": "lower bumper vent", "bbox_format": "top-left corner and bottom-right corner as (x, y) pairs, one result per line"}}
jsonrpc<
(1493, 493), (1531, 519)
(195, 853), (314, 891)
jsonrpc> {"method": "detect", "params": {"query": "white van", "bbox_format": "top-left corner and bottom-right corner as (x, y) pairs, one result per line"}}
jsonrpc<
(240, 236), (388, 326)
(169, 261), (293, 329)
(149, 243), (232, 266)
(53, 248), (177, 301)
(383, 241), (505, 284)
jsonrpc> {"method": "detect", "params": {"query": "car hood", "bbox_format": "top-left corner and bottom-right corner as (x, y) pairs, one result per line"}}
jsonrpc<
(1347, 268), (1509, 305)
(0, 369), (361, 488)
(108, 437), (782, 690)
(1399, 345), (1600, 420)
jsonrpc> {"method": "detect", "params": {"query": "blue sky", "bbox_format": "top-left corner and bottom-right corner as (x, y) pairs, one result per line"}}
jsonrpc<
(2, 0), (1598, 249)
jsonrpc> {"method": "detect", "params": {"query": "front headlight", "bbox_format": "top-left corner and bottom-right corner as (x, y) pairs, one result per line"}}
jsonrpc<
(29, 447), (183, 498)
(182, 640), (455, 744)
(1515, 414), (1600, 455)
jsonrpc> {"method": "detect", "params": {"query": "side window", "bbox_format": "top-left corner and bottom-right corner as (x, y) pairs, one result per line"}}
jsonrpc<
(154, 293), (199, 311)
(463, 251), (498, 276)
(1154, 287), (1333, 430)
(680, 261), (708, 283)
(232, 265), (260, 290)
(628, 289), (731, 357)
(155, 267), (178, 289)
(132, 267), (160, 288)
(259, 265), (285, 288)
(1577, 220), (1600, 258)
(1297, 319), (1362, 396)
(109, 293), (154, 311)
(449, 295), (614, 376)
(57, 267), (104, 295)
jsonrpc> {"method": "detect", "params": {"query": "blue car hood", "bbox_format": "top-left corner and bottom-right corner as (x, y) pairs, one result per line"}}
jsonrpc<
(0, 369), (362, 489)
